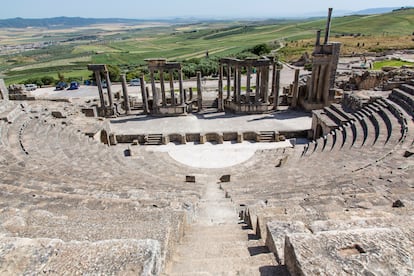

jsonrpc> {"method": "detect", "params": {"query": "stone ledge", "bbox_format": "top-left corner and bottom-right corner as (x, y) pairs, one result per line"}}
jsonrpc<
(0, 237), (162, 275)
(285, 227), (414, 276)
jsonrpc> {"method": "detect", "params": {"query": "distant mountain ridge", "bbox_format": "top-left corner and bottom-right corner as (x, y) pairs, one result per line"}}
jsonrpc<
(0, 7), (412, 28)
(0, 17), (161, 28)
(351, 7), (407, 15)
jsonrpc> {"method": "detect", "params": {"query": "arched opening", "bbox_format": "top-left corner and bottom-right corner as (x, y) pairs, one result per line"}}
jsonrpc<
(100, 129), (109, 145)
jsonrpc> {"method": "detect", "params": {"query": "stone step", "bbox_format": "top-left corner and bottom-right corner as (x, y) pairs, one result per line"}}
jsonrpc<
(167, 256), (277, 274)
(258, 131), (275, 142)
(166, 265), (287, 276)
(323, 105), (351, 125)
(173, 242), (257, 258)
(145, 133), (163, 145)
(400, 83), (414, 96)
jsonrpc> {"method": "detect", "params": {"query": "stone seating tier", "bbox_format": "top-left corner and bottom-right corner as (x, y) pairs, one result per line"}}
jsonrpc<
(1, 84), (413, 275)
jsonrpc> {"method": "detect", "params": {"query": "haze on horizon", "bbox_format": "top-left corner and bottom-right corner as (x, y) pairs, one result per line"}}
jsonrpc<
(1, 0), (413, 20)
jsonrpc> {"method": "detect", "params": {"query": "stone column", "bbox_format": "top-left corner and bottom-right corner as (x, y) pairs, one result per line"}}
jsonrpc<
(178, 68), (185, 105)
(218, 64), (224, 111)
(189, 87), (193, 101)
(150, 69), (158, 113)
(246, 65), (251, 103)
(273, 68), (281, 110)
(169, 70), (175, 107)
(291, 69), (300, 108)
(104, 71), (114, 108)
(140, 75), (149, 114)
(233, 65), (238, 102)
(94, 71), (105, 108)
(262, 66), (269, 104)
(121, 74), (131, 114)
(197, 71), (203, 112)
(226, 65), (231, 100)
(160, 69), (166, 107)
(237, 66), (242, 104)
(255, 67), (261, 103)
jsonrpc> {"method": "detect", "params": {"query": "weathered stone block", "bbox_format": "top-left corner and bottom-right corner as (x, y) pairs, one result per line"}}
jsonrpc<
(266, 220), (309, 264)
(285, 228), (414, 276)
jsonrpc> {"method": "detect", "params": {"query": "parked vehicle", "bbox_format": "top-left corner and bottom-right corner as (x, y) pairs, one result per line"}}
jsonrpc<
(67, 81), (80, 90)
(129, 78), (141, 86)
(25, 84), (37, 91)
(55, 81), (68, 90)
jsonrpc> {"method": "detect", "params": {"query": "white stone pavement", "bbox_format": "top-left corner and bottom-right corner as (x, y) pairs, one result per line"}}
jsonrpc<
(145, 140), (294, 168)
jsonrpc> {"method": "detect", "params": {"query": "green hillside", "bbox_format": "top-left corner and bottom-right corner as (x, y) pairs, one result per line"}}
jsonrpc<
(1, 8), (414, 85)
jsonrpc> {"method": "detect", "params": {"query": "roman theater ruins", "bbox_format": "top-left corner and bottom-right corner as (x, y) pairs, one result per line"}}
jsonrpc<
(0, 9), (413, 276)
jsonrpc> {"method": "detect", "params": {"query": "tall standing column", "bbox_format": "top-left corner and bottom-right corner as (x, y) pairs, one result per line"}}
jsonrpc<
(237, 66), (242, 105)
(140, 75), (149, 114)
(197, 71), (203, 112)
(160, 69), (166, 107)
(218, 64), (224, 111)
(262, 67), (269, 104)
(150, 69), (158, 113)
(226, 65), (231, 100)
(94, 71), (105, 108)
(121, 74), (131, 114)
(291, 69), (300, 108)
(233, 65), (238, 102)
(273, 68), (281, 110)
(246, 65), (251, 103)
(178, 68), (185, 106)
(104, 71), (114, 109)
(255, 67), (261, 103)
(169, 70), (175, 107)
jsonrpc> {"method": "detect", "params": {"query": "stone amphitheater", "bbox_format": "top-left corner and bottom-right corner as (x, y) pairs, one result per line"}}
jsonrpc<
(1, 70), (414, 275)
(1, 15), (414, 276)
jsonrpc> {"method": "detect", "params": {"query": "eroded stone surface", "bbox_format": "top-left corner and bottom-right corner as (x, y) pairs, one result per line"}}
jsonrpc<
(0, 238), (162, 275)
(266, 220), (310, 264)
(285, 228), (414, 276)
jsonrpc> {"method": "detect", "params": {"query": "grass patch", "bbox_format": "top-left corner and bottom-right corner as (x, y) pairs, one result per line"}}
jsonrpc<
(373, 59), (414, 70)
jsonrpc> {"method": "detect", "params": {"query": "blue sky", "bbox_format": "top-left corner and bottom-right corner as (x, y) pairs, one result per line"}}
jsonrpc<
(1, 0), (413, 19)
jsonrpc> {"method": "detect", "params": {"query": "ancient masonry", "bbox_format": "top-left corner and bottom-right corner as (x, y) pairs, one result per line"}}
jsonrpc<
(293, 8), (342, 111)
(219, 57), (281, 113)
(0, 8), (414, 276)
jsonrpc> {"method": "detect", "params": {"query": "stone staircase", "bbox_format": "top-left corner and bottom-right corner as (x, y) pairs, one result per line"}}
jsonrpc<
(258, 131), (275, 143)
(145, 133), (163, 145)
(163, 175), (283, 276)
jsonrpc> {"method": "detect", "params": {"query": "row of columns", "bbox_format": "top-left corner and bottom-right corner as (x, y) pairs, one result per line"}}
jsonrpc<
(147, 59), (185, 114)
(87, 64), (115, 116)
(89, 57), (283, 117)
(218, 57), (281, 110)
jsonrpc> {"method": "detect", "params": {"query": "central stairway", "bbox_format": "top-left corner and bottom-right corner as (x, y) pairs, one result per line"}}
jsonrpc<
(163, 175), (282, 275)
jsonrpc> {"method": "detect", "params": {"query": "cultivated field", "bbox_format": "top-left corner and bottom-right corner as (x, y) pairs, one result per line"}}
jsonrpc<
(0, 8), (413, 85)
